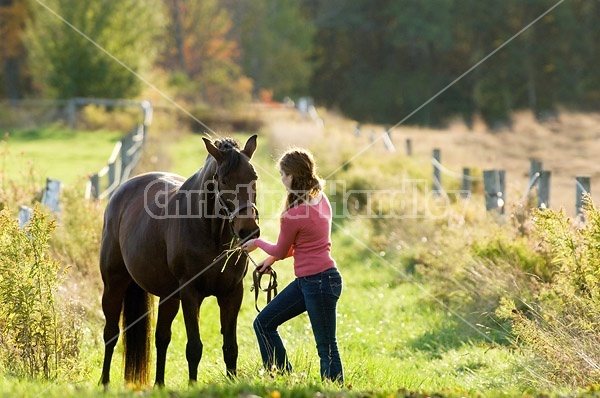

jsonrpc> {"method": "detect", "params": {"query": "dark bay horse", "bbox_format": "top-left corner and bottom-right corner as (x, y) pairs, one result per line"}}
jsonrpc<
(99, 135), (260, 387)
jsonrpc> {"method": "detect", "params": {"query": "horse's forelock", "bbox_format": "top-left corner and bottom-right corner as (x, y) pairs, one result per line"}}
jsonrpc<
(214, 138), (240, 151)
(203, 137), (245, 180)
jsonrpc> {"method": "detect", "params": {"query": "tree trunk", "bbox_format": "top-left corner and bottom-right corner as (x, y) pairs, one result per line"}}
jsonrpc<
(3, 57), (20, 102)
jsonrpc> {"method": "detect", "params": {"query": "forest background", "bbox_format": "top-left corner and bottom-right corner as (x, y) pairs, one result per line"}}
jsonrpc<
(2, 0), (599, 128)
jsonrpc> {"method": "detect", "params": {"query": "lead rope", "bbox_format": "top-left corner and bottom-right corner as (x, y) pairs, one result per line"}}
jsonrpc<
(247, 253), (278, 312)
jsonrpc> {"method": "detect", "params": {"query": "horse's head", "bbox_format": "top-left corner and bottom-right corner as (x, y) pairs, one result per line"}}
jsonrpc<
(203, 135), (260, 241)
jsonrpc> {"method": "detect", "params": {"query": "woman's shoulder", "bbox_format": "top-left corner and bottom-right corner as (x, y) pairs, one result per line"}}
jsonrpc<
(308, 192), (324, 206)
(284, 193), (330, 218)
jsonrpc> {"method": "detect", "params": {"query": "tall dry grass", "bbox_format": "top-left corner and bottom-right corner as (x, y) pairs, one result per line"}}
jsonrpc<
(258, 106), (600, 390)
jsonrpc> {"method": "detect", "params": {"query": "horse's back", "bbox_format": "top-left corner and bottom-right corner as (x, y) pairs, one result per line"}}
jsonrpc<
(100, 172), (185, 296)
(103, 171), (184, 236)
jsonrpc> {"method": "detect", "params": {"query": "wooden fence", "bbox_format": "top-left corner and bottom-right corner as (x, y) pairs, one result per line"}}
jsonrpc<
(355, 124), (592, 219)
(429, 150), (591, 218)
(80, 98), (153, 200)
(13, 98), (152, 227)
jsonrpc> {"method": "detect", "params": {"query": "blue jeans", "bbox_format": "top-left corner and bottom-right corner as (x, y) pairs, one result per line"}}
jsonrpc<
(253, 267), (343, 382)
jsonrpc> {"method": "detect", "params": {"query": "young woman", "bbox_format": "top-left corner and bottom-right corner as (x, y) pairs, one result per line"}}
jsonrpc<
(242, 148), (344, 383)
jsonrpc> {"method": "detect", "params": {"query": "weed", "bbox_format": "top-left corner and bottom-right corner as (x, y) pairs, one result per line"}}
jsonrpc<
(0, 206), (81, 380)
(498, 196), (600, 388)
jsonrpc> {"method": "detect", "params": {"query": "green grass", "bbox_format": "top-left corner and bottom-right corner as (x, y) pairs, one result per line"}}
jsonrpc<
(0, 129), (573, 397)
(155, 133), (539, 396)
(0, 125), (122, 187)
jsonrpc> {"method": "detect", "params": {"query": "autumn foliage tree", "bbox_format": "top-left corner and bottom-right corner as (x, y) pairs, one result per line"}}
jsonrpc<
(226, 0), (315, 101)
(161, 0), (251, 106)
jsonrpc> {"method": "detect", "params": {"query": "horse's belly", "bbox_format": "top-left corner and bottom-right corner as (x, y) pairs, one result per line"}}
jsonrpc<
(125, 258), (180, 298)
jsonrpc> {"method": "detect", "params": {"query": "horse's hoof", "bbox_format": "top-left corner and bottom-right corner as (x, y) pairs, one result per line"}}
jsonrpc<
(226, 369), (237, 379)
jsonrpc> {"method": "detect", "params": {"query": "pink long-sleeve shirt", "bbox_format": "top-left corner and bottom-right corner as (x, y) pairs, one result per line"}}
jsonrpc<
(255, 193), (336, 277)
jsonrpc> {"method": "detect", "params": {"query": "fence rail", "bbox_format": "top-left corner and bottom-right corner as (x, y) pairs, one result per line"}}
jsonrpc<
(79, 98), (152, 200)
(3, 98), (152, 228)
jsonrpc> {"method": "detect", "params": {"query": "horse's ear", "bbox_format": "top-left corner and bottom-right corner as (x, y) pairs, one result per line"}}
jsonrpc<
(203, 137), (224, 163)
(241, 134), (258, 159)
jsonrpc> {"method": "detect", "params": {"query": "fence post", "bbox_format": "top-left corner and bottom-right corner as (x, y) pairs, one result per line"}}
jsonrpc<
(432, 149), (441, 193)
(66, 99), (77, 129)
(120, 133), (133, 181)
(576, 176), (591, 217)
(483, 169), (505, 214)
(461, 168), (471, 198)
(108, 161), (117, 191)
(18, 205), (33, 228)
(406, 139), (412, 156)
(41, 178), (62, 213)
(529, 159), (542, 201)
(382, 130), (396, 153)
(538, 170), (551, 208)
(90, 173), (100, 199)
(530, 159), (542, 182)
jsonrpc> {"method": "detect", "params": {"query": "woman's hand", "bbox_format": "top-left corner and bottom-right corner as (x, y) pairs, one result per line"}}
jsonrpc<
(256, 255), (276, 274)
(242, 238), (258, 252)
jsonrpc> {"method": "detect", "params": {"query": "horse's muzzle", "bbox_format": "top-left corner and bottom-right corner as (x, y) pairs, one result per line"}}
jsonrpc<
(238, 226), (260, 240)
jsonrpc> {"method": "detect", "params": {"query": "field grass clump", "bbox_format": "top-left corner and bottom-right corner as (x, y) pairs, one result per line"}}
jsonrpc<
(50, 186), (104, 279)
(0, 206), (82, 380)
(497, 197), (600, 388)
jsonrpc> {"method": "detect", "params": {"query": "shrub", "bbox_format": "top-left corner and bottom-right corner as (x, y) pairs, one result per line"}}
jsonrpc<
(79, 104), (140, 132)
(377, 213), (548, 346)
(0, 206), (81, 380)
(187, 105), (263, 134)
(49, 186), (103, 279)
(497, 197), (600, 387)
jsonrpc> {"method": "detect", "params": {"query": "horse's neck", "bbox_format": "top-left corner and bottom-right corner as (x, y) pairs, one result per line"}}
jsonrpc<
(174, 167), (211, 215)
(173, 166), (232, 249)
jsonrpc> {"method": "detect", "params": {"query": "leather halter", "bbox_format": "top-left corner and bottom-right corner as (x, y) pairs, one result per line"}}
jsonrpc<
(213, 178), (259, 240)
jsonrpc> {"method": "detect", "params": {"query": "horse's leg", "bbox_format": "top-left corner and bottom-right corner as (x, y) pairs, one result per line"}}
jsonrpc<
(180, 287), (204, 384)
(154, 297), (180, 387)
(217, 282), (243, 377)
(99, 264), (131, 387)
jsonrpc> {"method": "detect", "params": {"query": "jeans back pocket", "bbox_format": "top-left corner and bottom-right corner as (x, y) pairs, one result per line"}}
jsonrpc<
(327, 274), (342, 298)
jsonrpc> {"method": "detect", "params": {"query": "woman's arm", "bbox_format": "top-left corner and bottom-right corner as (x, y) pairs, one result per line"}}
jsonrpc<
(244, 216), (298, 259)
(256, 255), (276, 273)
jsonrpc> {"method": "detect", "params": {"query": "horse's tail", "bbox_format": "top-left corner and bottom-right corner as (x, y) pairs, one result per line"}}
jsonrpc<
(122, 281), (153, 387)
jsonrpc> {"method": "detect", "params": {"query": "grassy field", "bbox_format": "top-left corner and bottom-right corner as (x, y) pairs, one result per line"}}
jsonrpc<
(0, 125), (123, 187)
(1, 109), (598, 397)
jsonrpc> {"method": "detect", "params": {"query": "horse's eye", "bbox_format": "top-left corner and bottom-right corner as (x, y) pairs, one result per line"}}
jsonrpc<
(221, 179), (227, 185)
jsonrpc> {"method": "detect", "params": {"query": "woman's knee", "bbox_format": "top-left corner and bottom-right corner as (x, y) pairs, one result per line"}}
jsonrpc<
(253, 316), (267, 334)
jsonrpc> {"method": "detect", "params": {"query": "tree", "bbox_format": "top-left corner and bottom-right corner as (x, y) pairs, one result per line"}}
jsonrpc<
(307, 0), (600, 128)
(25, 0), (165, 99)
(161, 0), (251, 106)
(227, 0), (315, 100)
(0, 0), (30, 100)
